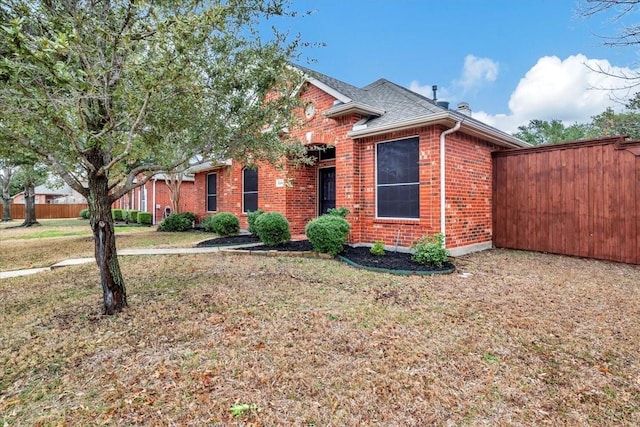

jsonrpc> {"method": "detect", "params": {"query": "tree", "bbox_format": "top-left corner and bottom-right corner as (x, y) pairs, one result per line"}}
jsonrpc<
(12, 161), (48, 226)
(0, 159), (15, 221)
(580, 1), (640, 87)
(0, 0), (307, 314)
(513, 119), (596, 145)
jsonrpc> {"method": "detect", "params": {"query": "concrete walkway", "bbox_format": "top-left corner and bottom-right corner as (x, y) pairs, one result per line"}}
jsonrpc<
(0, 246), (233, 280)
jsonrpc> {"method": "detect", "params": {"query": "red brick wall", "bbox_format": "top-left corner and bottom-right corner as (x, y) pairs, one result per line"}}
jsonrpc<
(354, 126), (502, 249)
(188, 81), (504, 250)
(113, 178), (197, 224)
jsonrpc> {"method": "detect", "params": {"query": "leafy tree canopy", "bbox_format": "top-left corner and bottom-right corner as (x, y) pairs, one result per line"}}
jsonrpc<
(0, 0), (309, 314)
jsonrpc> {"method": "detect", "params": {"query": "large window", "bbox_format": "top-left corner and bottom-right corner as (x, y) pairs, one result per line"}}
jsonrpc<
(207, 173), (217, 212)
(243, 168), (258, 213)
(376, 137), (419, 219)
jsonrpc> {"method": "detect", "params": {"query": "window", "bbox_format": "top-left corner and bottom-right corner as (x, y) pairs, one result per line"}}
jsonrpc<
(207, 173), (217, 212)
(243, 168), (258, 213)
(376, 137), (419, 218)
(139, 186), (147, 212)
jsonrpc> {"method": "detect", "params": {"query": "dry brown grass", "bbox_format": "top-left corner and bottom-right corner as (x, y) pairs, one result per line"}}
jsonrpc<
(1, 223), (640, 425)
(0, 219), (209, 270)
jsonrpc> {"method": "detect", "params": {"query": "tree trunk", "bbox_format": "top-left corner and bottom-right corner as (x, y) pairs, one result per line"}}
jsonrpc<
(1, 171), (13, 222)
(1, 199), (11, 222)
(166, 173), (183, 214)
(22, 182), (39, 227)
(89, 174), (127, 315)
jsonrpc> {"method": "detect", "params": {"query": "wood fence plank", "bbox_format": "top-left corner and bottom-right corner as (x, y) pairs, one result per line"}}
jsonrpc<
(492, 139), (639, 264)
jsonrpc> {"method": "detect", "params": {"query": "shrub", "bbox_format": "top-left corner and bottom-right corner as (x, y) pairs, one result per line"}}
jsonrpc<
(411, 233), (450, 267)
(159, 212), (194, 232)
(179, 211), (197, 224)
(111, 209), (124, 221)
(137, 212), (153, 225)
(326, 206), (350, 218)
(254, 212), (290, 246)
(246, 209), (264, 235)
(79, 208), (90, 219)
(202, 212), (239, 236)
(370, 241), (385, 256)
(128, 210), (139, 223)
(305, 214), (351, 256)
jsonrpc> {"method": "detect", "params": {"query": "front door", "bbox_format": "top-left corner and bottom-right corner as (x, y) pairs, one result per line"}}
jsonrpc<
(319, 167), (336, 215)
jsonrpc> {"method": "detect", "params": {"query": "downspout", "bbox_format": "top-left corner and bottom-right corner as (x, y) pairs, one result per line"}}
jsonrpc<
(440, 120), (462, 248)
(152, 178), (157, 225)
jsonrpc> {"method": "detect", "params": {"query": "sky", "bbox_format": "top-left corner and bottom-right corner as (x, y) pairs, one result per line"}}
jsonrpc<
(266, 0), (640, 134)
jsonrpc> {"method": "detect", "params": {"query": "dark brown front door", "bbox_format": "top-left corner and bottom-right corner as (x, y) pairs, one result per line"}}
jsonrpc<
(319, 167), (336, 214)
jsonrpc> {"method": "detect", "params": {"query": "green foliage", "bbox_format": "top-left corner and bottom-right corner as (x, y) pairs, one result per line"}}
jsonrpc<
(513, 119), (596, 145)
(411, 233), (450, 267)
(137, 212), (153, 225)
(128, 210), (139, 223)
(326, 206), (350, 218)
(229, 403), (257, 417)
(254, 212), (290, 246)
(111, 209), (124, 221)
(202, 212), (239, 236)
(159, 213), (194, 232)
(305, 215), (351, 256)
(79, 208), (90, 219)
(370, 241), (385, 256)
(246, 209), (264, 235)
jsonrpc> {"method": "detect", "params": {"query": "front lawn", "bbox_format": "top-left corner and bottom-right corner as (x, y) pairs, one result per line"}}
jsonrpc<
(1, 246), (639, 425)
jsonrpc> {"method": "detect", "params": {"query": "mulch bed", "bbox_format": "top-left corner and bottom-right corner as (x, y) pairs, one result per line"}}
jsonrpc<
(196, 235), (454, 273)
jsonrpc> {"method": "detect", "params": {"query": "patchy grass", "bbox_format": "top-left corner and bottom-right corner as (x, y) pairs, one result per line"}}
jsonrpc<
(0, 221), (209, 270)
(1, 244), (639, 425)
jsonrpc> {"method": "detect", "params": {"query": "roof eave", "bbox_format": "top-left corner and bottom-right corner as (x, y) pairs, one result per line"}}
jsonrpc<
(323, 102), (385, 118)
(347, 112), (528, 148)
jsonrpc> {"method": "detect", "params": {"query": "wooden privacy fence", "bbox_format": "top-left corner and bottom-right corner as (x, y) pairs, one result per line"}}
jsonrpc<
(9, 203), (88, 220)
(493, 136), (640, 264)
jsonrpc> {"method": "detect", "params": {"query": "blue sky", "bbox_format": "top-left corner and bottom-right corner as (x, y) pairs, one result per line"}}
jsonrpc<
(268, 0), (640, 133)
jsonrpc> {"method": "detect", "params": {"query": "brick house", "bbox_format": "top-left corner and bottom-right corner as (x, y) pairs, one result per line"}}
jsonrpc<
(191, 65), (527, 255)
(112, 174), (197, 225)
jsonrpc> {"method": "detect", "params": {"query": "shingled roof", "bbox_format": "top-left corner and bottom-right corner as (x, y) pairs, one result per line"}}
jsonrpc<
(293, 64), (527, 148)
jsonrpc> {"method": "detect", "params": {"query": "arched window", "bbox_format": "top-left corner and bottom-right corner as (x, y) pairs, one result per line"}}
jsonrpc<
(243, 168), (258, 213)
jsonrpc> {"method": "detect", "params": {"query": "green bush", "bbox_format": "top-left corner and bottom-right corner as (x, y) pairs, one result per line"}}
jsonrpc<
(305, 214), (351, 256)
(137, 212), (153, 225)
(128, 210), (139, 223)
(202, 212), (239, 236)
(159, 212), (194, 232)
(179, 211), (197, 224)
(326, 206), (350, 218)
(254, 212), (290, 246)
(246, 209), (264, 235)
(411, 233), (450, 267)
(111, 209), (124, 221)
(370, 241), (385, 256)
(79, 208), (90, 219)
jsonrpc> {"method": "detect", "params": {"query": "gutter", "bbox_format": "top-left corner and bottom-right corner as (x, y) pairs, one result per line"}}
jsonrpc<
(440, 120), (462, 248)
(152, 178), (157, 225)
(347, 111), (526, 148)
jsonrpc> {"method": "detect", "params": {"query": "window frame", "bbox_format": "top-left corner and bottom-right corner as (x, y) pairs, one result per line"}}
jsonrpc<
(206, 172), (217, 213)
(375, 136), (420, 219)
(242, 167), (259, 213)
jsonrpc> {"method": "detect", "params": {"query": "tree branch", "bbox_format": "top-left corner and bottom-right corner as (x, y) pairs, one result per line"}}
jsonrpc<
(97, 91), (151, 176)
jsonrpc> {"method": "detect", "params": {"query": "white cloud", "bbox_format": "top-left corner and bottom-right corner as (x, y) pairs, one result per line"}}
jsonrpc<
(409, 54), (499, 100)
(456, 54), (499, 92)
(475, 54), (638, 133)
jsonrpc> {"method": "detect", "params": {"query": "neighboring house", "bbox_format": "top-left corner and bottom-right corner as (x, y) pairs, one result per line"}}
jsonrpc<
(112, 173), (197, 225)
(13, 183), (87, 204)
(191, 65), (528, 255)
